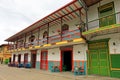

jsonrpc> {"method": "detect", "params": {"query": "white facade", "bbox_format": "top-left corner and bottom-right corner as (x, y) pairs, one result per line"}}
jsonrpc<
(36, 50), (41, 62)
(73, 44), (87, 61)
(48, 48), (60, 61)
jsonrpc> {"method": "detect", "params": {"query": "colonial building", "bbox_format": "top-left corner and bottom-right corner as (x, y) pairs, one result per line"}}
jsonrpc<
(0, 44), (11, 64)
(5, 0), (120, 78)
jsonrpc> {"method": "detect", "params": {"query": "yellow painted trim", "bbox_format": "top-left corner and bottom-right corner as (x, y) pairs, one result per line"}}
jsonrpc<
(43, 44), (51, 47)
(111, 68), (120, 70)
(18, 48), (21, 51)
(29, 47), (33, 49)
(73, 38), (85, 42)
(56, 41), (68, 45)
(35, 46), (40, 48)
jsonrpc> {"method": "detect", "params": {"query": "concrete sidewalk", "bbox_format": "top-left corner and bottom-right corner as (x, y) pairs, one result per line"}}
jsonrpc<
(0, 64), (120, 80)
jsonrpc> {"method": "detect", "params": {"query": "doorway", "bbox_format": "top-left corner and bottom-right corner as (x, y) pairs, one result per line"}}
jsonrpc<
(13, 54), (16, 63)
(40, 51), (48, 70)
(61, 50), (72, 72)
(88, 39), (110, 76)
(24, 53), (28, 65)
(31, 54), (36, 68)
(18, 54), (21, 64)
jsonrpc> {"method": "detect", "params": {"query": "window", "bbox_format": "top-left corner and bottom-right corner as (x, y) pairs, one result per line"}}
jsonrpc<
(62, 24), (69, 32)
(43, 31), (48, 38)
(29, 35), (35, 42)
(98, 2), (115, 27)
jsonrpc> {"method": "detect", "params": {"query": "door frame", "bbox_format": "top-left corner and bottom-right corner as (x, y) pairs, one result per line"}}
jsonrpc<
(60, 47), (73, 72)
(40, 50), (48, 70)
(31, 50), (37, 68)
(87, 38), (110, 76)
(24, 53), (28, 65)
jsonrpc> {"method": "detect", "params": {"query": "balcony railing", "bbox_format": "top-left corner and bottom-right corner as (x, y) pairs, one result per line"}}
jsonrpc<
(8, 28), (81, 50)
(62, 29), (80, 41)
(88, 12), (120, 30)
(9, 12), (120, 50)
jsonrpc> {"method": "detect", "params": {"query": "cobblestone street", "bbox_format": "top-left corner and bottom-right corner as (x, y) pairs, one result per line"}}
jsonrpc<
(0, 65), (120, 80)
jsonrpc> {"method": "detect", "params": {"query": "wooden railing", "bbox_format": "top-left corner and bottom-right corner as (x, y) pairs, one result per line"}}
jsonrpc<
(88, 12), (120, 30)
(9, 12), (120, 50)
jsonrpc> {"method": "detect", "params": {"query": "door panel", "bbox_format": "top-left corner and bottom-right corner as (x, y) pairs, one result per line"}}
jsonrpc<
(41, 51), (48, 70)
(31, 54), (36, 68)
(90, 50), (99, 74)
(88, 41), (110, 76)
(99, 49), (109, 76)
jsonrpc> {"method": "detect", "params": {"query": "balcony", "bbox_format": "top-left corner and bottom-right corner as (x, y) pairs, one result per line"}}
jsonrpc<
(16, 28), (81, 50)
(10, 12), (120, 51)
(83, 12), (120, 35)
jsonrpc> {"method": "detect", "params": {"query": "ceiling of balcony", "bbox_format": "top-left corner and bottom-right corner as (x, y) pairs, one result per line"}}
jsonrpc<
(83, 0), (102, 7)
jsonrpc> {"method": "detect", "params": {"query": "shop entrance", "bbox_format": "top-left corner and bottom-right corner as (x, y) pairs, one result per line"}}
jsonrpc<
(24, 53), (28, 65)
(61, 49), (72, 72)
(31, 50), (37, 68)
(40, 51), (48, 70)
(88, 39), (110, 76)
(18, 54), (21, 64)
(31, 54), (36, 68)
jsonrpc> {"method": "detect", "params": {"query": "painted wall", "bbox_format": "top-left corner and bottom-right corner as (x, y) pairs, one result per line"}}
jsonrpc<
(49, 24), (61, 36)
(73, 44), (87, 61)
(48, 48), (60, 71)
(36, 50), (41, 69)
(21, 53), (24, 63)
(11, 53), (14, 62)
(73, 44), (88, 74)
(48, 48), (60, 61)
(15, 54), (18, 62)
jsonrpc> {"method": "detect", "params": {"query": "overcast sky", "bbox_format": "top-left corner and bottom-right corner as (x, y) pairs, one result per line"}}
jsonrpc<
(0, 0), (72, 45)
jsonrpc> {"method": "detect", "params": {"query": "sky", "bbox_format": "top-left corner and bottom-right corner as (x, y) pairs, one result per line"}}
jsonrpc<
(0, 0), (73, 45)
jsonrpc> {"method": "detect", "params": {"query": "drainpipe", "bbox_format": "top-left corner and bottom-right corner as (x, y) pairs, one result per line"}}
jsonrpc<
(60, 17), (63, 41)
(24, 34), (26, 48)
(78, 0), (88, 31)
(78, 8), (87, 41)
(37, 28), (40, 45)
(47, 23), (49, 44)
(78, 0), (88, 76)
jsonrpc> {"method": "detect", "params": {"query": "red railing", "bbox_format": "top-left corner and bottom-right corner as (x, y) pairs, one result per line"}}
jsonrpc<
(10, 28), (81, 49)
(62, 29), (80, 41)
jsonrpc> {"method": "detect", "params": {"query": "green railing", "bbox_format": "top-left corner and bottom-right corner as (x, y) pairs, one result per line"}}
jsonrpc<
(87, 12), (120, 30)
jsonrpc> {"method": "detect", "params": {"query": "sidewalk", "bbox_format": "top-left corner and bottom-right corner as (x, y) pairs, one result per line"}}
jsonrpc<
(0, 64), (120, 80)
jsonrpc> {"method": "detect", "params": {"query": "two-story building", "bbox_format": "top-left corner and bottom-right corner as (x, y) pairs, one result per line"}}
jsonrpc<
(5, 0), (120, 78)
(0, 44), (11, 64)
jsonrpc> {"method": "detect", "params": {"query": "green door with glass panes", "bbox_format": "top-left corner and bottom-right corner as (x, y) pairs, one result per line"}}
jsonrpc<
(99, 2), (116, 27)
(88, 40), (110, 76)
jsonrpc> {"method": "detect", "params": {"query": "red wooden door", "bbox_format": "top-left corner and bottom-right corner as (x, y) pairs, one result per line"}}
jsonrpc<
(24, 53), (28, 65)
(40, 51), (48, 70)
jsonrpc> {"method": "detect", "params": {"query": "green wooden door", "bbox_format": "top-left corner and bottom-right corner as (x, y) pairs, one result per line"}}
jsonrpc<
(88, 41), (110, 76)
(90, 50), (99, 74)
(99, 2), (115, 27)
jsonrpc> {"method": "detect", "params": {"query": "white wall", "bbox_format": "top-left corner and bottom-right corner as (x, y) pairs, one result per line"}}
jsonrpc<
(11, 53), (14, 62)
(73, 44), (88, 61)
(36, 50), (41, 61)
(21, 53), (24, 62)
(49, 24), (61, 36)
(48, 48), (60, 61)
(15, 54), (18, 62)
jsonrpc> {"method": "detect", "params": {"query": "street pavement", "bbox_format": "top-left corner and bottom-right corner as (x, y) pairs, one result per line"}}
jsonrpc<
(0, 64), (120, 80)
